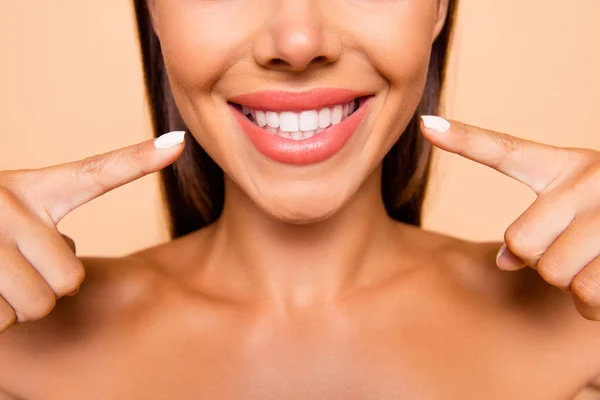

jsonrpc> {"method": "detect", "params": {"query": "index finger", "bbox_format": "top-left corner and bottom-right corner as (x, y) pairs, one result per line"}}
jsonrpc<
(420, 116), (568, 194)
(23, 131), (186, 223)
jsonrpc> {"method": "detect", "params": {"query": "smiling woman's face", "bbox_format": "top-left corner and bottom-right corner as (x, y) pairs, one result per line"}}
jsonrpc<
(147, 0), (448, 223)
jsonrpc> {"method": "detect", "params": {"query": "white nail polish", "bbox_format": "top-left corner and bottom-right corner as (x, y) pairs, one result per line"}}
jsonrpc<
(154, 131), (186, 149)
(496, 244), (507, 265)
(421, 115), (451, 133)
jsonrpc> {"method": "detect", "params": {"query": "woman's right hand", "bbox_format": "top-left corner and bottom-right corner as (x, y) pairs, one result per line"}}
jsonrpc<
(0, 131), (185, 333)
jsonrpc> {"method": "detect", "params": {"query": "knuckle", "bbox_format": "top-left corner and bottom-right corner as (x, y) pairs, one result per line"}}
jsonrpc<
(536, 256), (569, 287)
(494, 134), (523, 173)
(504, 226), (534, 259)
(495, 133), (521, 154)
(75, 154), (112, 191)
(571, 273), (600, 307)
(16, 292), (56, 323)
(53, 264), (86, 297)
(79, 154), (109, 176)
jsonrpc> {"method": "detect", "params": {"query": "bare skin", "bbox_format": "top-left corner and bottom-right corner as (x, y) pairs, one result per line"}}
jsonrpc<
(1, 0), (600, 398)
(0, 223), (599, 399)
(1, 156), (600, 398)
(1, 132), (600, 399)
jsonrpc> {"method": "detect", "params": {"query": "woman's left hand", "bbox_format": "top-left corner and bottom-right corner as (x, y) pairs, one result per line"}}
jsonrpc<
(420, 115), (600, 321)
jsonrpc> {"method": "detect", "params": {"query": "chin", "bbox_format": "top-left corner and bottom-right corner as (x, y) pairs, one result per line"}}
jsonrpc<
(250, 181), (352, 225)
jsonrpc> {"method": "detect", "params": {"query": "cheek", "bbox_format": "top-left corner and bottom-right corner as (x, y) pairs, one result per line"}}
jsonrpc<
(348, 2), (437, 88)
(151, 2), (257, 160)
(343, 2), (439, 157)
(154, 2), (251, 91)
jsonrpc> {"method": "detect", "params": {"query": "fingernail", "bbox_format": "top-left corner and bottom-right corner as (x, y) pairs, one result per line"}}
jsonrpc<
(67, 287), (80, 296)
(421, 115), (451, 133)
(154, 131), (186, 149)
(496, 244), (526, 271)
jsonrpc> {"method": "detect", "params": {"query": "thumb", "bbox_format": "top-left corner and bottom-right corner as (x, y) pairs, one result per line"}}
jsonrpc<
(496, 244), (527, 271)
(30, 131), (186, 223)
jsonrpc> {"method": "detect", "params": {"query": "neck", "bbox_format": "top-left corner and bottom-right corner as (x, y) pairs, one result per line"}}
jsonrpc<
(193, 167), (411, 309)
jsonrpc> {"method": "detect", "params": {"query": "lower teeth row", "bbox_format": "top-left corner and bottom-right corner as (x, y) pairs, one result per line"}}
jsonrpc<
(265, 126), (325, 140)
(246, 99), (359, 140)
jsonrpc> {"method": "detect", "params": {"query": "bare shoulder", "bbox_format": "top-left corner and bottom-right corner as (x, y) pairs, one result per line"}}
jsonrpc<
(401, 224), (600, 335)
(437, 236), (591, 323)
(435, 237), (564, 310)
(0, 229), (219, 396)
(0, 253), (163, 370)
(0, 227), (213, 353)
(433, 232), (600, 371)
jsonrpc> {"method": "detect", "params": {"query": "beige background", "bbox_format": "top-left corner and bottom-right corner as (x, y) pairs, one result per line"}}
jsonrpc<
(0, 0), (598, 257)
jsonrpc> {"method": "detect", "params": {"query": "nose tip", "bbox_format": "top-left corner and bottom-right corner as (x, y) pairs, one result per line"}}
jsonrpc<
(252, 4), (342, 73)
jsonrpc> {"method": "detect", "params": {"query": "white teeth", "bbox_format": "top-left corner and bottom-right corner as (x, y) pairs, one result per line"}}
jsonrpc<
(290, 131), (303, 140)
(299, 110), (319, 131)
(255, 110), (267, 127)
(331, 105), (343, 125)
(279, 112), (299, 132)
(303, 130), (316, 139)
(318, 108), (331, 128)
(266, 111), (279, 128)
(241, 99), (359, 140)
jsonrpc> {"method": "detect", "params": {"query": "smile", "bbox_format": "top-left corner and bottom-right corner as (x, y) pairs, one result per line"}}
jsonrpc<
(233, 98), (362, 140)
(228, 89), (374, 165)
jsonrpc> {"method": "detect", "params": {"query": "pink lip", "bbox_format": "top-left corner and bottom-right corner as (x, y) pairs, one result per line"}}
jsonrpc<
(229, 96), (374, 165)
(228, 88), (371, 112)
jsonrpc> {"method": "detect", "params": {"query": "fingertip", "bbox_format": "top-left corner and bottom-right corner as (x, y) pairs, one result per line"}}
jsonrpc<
(420, 115), (451, 135)
(496, 244), (527, 271)
(154, 131), (186, 150)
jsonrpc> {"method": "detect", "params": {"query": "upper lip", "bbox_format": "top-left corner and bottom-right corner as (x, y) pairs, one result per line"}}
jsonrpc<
(228, 88), (371, 112)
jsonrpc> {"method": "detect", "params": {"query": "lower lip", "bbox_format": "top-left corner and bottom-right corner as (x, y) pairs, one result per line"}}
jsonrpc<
(229, 97), (373, 165)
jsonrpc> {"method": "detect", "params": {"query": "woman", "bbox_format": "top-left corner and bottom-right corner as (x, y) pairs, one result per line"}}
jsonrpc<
(0, 0), (599, 398)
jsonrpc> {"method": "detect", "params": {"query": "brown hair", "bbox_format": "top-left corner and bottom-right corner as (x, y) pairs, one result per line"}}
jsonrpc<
(133, 1), (458, 238)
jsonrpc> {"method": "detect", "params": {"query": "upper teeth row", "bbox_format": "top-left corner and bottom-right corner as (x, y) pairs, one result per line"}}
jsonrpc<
(242, 100), (357, 132)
